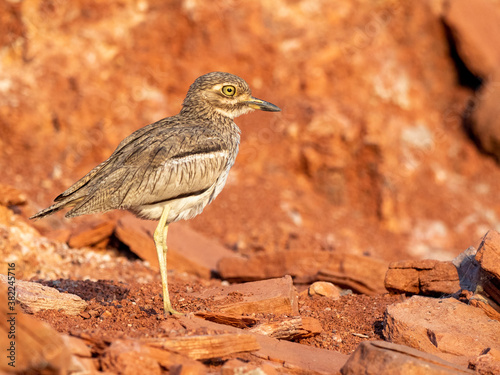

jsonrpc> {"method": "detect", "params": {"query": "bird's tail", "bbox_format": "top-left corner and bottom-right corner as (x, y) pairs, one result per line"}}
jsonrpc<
(29, 197), (84, 220)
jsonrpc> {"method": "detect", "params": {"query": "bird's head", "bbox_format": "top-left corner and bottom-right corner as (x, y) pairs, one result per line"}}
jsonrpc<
(182, 72), (281, 119)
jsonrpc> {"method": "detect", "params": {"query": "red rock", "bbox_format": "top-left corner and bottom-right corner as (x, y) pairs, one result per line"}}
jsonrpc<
(0, 275), (87, 315)
(179, 315), (348, 374)
(469, 73), (500, 162)
(385, 267), (420, 294)
(218, 250), (388, 294)
(341, 341), (474, 374)
(61, 334), (97, 374)
(148, 333), (260, 360)
(0, 183), (26, 206)
(0, 283), (71, 373)
(469, 348), (500, 375)
(475, 230), (500, 280)
(443, 0), (500, 78)
(385, 259), (460, 296)
(193, 276), (298, 316)
(249, 317), (322, 340)
(101, 339), (206, 375)
(383, 296), (500, 366)
(68, 220), (115, 249)
(222, 359), (278, 375)
(308, 281), (341, 299)
(115, 215), (241, 279)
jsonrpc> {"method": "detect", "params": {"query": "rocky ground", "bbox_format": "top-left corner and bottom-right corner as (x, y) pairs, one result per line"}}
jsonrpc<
(1, 0), (500, 374)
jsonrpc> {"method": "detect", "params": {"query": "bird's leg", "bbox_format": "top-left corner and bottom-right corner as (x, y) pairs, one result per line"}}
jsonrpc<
(153, 206), (179, 316)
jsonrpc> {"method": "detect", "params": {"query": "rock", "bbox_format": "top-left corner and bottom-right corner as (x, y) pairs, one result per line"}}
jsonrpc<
(218, 250), (388, 294)
(444, 0), (500, 160)
(469, 72), (500, 161)
(341, 341), (474, 374)
(148, 333), (260, 360)
(221, 359), (278, 375)
(0, 283), (71, 373)
(468, 348), (500, 375)
(68, 220), (115, 249)
(193, 276), (298, 316)
(383, 295), (500, 366)
(453, 236), (500, 314)
(115, 215), (241, 279)
(0, 183), (26, 206)
(308, 281), (341, 299)
(61, 334), (97, 374)
(194, 312), (259, 328)
(102, 339), (206, 375)
(0, 275), (87, 315)
(249, 317), (322, 340)
(385, 259), (460, 296)
(442, 0), (500, 78)
(475, 230), (500, 280)
(179, 315), (348, 374)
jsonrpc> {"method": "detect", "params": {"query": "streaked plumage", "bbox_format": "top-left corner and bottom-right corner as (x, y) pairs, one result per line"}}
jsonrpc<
(30, 71), (281, 315)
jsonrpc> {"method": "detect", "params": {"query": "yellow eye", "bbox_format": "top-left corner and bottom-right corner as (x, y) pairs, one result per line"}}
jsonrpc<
(221, 85), (236, 97)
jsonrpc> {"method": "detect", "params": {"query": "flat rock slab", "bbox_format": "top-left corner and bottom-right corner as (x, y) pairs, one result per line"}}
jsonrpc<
(147, 333), (260, 360)
(383, 295), (500, 366)
(102, 339), (206, 375)
(178, 315), (348, 374)
(341, 341), (474, 374)
(0, 275), (87, 315)
(218, 250), (388, 295)
(0, 283), (72, 373)
(115, 215), (241, 279)
(193, 275), (298, 315)
(385, 259), (460, 296)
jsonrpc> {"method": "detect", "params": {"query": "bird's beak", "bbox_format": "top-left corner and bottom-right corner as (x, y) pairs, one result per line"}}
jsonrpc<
(245, 97), (281, 112)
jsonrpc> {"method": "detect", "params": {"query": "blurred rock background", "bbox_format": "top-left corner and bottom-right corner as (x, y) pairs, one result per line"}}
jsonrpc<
(2, 0), (500, 263)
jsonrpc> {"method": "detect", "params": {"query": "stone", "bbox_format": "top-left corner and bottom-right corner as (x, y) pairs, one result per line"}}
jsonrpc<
(193, 276), (298, 316)
(221, 359), (278, 375)
(385, 259), (460, 296)
(101, 339), (206, 375)
(249, 317), (322, 340)
(308, 281), (341, 299)
(0, 275), (87, 315)
(475, 230), (500, 280)
(443, 0), (500, 78)
(179, 315), (348, 374)
(68, 220), (115, 249)
(469, 72), (500, 162)
(115, 215), (241, 279)
(383, 295), (500, 366)
(218, 250), (388, 294)
(453, 238), (500, 313)
(468, 348), (500, 375)
(0, 183), (26, 206)
(341, 341), (474, 374)
(148, 333), (260, 360)
(60, 334), (97, 374)
(0, 283), (71, 373)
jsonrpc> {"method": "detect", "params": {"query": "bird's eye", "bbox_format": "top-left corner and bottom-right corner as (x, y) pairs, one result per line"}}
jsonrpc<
(221, 85), (236, 97)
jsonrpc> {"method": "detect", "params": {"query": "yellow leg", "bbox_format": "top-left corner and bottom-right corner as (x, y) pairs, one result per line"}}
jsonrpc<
(153, 206), (180, 316)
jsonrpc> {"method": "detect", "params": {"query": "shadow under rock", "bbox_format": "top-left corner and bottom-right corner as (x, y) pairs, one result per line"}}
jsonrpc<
(34, 278), (130, 303)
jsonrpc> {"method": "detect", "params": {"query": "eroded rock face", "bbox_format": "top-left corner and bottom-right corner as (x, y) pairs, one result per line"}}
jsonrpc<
(2, 0), (500, 260)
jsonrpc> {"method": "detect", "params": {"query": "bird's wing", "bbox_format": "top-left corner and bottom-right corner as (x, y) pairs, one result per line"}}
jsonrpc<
(64, 122), (232, 217)
(54, 122), (162, 202)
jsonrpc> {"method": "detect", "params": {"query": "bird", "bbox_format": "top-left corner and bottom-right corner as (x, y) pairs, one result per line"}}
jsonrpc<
(30, 72), (281, 316)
